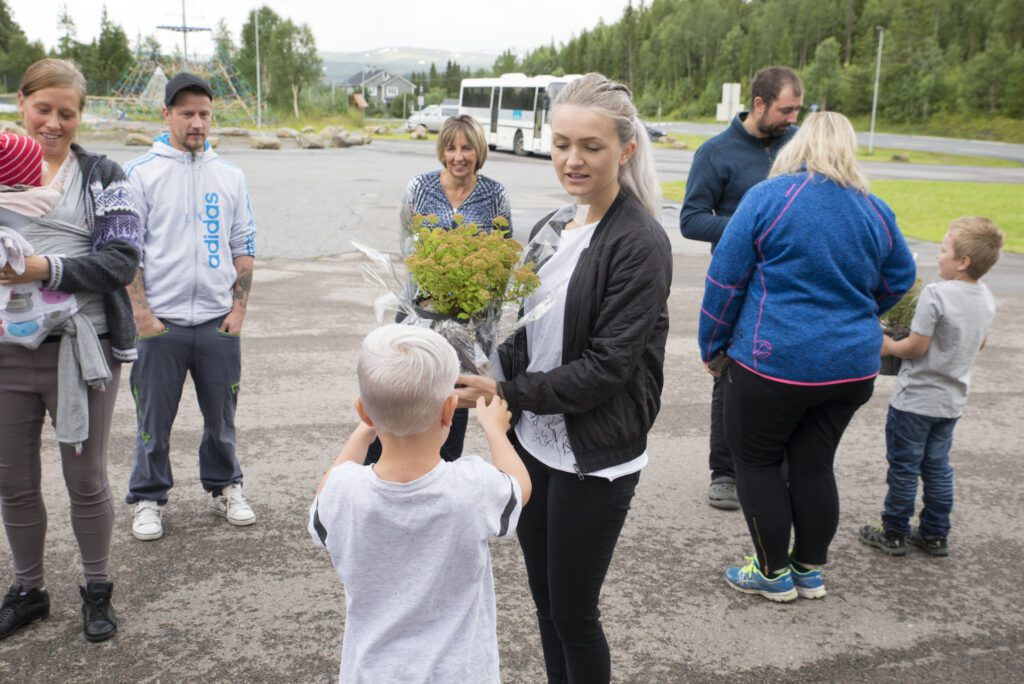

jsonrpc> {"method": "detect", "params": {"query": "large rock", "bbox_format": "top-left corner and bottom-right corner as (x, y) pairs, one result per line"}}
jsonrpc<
(319, 125), (344, 148)
(301, 125), (316, 134)
(342, 131), (371, 146)
(410, 125), (428, 140)
(114, 123), (150, 134)
(297, 133), (325, 149)
(276, 127), (300, 139)
(671, 140), (689, 150)
(207, 136), (220, 149)
(217, 127), (251, 137)
(891, 154), (911, 162)
(250, 136), (281, 150)
(123, 132), (152, 146)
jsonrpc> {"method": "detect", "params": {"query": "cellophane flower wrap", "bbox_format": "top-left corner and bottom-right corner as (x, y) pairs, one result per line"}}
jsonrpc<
(353, 214), (559, 375)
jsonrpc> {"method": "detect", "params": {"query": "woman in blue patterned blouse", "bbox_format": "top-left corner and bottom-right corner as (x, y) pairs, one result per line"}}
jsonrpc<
(399, 114), (512, 246)
(367, 114), (512, 464)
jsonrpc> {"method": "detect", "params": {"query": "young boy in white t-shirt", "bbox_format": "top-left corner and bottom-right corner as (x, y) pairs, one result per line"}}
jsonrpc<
(309, 324), (532, 682)
(860, 216), (1004, 558)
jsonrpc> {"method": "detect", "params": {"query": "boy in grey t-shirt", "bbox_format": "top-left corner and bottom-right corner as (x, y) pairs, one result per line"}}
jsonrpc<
(308, 325), (531, 682)
(860, 217), (1004, 558)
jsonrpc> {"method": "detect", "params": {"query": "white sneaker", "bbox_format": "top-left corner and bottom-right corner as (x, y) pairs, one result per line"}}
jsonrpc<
(132, 501), (163, 541)
(209, 484), (256, 527)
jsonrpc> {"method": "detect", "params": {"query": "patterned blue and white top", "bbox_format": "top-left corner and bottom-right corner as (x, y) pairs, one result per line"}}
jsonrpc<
(400, 169), (512, 239)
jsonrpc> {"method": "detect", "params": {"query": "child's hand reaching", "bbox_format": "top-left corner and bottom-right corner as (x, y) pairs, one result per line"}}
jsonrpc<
(880, 334), (894, 357)
(475, 395), (511, 436)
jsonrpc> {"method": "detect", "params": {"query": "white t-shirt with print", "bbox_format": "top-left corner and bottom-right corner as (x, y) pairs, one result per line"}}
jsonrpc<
(308, 455), (522, 683)
(515, 220), (648, 480)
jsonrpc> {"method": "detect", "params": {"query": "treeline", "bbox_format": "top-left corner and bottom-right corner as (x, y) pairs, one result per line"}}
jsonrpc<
(0, 3), (131, 95)
(218, 8), (322, 118)
(0, 2), (323, 119)
(497, 0), (1024, 121)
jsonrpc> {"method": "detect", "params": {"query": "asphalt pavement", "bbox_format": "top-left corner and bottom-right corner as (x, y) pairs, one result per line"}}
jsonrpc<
(1, 136), (1022, 683)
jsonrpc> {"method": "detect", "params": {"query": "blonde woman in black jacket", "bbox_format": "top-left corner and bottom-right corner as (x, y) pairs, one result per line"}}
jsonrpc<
(457, 73), (671, 684)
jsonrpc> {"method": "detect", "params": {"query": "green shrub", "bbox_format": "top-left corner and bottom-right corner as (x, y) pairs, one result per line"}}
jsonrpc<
(405, 214), (539, 320)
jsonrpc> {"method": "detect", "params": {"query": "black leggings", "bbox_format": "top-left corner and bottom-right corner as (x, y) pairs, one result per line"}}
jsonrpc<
(723, 363), (873, 574)
(513, 434), (639, 684)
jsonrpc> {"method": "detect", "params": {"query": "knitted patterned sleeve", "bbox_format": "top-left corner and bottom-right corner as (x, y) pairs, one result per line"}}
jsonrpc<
(45, 159), (141, 294)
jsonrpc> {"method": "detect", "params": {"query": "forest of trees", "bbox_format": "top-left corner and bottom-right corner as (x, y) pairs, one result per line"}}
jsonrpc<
(4, 0), (1022, 125)
(0, 2), (322, 117)
(495, 0), (1024, 122)
(1, 2), (132, 95)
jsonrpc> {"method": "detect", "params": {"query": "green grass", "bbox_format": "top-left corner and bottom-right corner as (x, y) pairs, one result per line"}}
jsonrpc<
(872, 180), (1023, 252)
(655, 134), (709, 150)
(661, 179), (1024, 253)
(662, 180), (687, 203)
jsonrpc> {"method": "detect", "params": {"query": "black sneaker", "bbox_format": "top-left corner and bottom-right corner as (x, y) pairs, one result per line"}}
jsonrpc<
(0, 584), (50, 640)
(859, 524), (908, 556)
(908, 527), (949, 557)
(80, 581), (117, 643)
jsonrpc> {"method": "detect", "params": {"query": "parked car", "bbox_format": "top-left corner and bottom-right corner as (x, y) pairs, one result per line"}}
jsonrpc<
(407, 104), (460, 133)
(644, 123), (667, 142)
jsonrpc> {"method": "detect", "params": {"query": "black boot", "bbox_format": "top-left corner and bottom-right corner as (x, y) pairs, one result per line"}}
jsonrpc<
(79, 580), (117, 642)
(0, 584), (50, 640)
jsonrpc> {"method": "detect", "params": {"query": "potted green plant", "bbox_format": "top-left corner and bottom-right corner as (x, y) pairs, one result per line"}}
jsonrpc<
(404, 213), (540, 372)
(879, 278), (923, 376)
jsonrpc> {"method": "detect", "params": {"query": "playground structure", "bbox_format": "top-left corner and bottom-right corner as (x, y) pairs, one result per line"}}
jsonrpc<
(109, 1), (259, 125)
(112, 59), (259, 125)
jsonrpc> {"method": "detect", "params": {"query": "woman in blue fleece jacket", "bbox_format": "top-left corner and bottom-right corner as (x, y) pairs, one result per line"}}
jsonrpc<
(698, 112), (915, 602)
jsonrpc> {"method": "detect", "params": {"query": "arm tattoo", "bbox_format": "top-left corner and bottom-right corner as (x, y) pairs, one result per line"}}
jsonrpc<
(233, 266), (253, 309)
(128, 270), (152, 313)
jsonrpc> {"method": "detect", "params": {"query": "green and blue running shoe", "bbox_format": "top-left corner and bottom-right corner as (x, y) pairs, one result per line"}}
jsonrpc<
(790, 563), (826, 599)
(724, 557), (798, 603)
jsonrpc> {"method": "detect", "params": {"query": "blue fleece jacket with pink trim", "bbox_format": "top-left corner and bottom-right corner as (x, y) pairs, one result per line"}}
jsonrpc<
(698, 172), (916, 384)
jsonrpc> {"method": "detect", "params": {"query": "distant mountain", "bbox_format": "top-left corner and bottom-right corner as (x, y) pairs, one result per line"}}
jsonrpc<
(320, 47), (509, 82)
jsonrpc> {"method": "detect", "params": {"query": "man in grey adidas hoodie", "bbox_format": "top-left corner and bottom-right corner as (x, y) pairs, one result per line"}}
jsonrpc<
(122, 74), (257, 541)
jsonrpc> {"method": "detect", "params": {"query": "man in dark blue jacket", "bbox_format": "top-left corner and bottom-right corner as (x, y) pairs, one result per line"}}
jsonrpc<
(680, 66), (803, 509)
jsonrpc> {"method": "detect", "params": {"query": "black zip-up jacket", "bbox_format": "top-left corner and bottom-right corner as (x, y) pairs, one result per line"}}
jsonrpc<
(497, 192), (672, 473)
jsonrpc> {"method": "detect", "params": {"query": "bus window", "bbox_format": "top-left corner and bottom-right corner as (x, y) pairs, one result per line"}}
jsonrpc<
(500, 87), (536, 112)
(546, 83), (566, 108)
(462, 87), (492, 108)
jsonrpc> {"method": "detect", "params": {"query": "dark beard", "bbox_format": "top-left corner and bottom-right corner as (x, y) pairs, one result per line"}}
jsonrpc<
(756, 117), (790, 138)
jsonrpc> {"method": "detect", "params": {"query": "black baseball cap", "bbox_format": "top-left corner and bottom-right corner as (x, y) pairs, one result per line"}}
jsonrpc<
(165, 73), (214, 106)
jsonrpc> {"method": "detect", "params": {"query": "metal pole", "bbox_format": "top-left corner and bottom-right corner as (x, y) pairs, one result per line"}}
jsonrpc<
(181, 0), (188, 67)
(255, 9), (262, 129)
(868, 26), (884, 155)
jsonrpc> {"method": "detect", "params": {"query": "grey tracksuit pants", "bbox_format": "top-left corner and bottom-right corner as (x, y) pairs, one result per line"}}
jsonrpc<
(126, 316), (243, 504)
(0, 340), (119, 588)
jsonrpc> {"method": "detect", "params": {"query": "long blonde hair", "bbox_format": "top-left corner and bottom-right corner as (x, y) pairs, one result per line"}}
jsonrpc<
(553, 73), (661, 219)
(769, 112), (870, 194)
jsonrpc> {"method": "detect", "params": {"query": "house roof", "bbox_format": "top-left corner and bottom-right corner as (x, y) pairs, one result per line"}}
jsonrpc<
(381, 74), (415, 88)
(344, 68), (391, 86)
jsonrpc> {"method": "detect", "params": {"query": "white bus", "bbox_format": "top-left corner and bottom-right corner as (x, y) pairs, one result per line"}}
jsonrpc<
(459, 73), (582, 156)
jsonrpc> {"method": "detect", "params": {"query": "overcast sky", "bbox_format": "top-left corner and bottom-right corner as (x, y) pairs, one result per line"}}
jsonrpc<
(7, 0), (633, 55)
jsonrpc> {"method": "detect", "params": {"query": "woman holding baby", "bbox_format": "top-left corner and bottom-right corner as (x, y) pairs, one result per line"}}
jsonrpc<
(0, 58), (140, 643)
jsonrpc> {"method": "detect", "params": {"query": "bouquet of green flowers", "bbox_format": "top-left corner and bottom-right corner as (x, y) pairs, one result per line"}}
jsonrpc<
(405, 214), (539, 319)
(354, 214), (556, 374)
